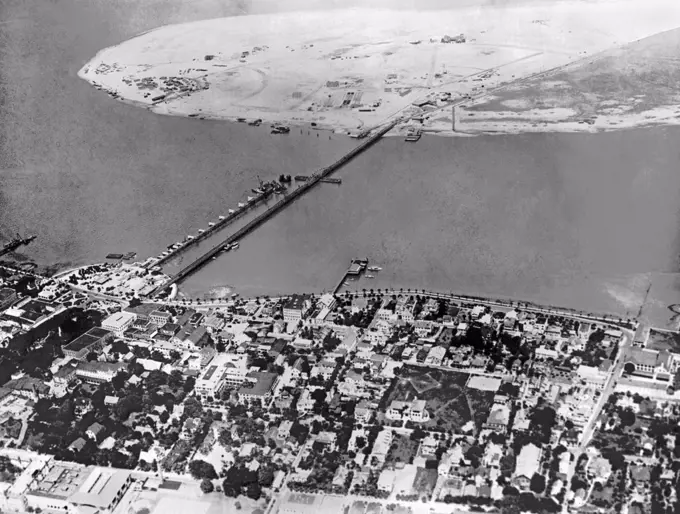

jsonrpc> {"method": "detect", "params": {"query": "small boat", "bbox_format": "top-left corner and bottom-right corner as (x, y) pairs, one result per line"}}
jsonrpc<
(367, 266), (382, 272)
(198, 229), (205, 234)
(231, 293), (240, 298)
(187, 235), (194, 240)
(208, 222), (215, 227)
(238, 203), (246, 208)
(252, 188), (263, 194)
(219, 215), (226, 220)
(247, 196), (254, 202)
(366, 274), (375, 279)
(229, 209), (236, 214)
(232, 242), (240, 249)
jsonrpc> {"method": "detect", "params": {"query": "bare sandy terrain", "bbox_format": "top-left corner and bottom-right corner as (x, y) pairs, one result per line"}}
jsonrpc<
(78, 0), (680, 135)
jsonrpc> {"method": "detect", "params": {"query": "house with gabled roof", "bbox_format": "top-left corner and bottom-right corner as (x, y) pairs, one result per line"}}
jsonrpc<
(512, 443), (541, 490)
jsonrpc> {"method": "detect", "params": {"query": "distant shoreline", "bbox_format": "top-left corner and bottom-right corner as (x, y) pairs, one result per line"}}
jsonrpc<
(77, 1), (680, 138)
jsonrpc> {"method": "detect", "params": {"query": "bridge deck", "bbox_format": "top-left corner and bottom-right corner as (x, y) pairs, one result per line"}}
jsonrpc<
(148, 120), (399, 297)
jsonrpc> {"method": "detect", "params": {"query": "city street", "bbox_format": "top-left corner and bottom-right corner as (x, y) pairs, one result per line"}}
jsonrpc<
(560, 328), (632, 513)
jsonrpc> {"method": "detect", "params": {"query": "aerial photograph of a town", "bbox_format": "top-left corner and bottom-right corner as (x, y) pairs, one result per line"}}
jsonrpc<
(3, 0), (680, 513)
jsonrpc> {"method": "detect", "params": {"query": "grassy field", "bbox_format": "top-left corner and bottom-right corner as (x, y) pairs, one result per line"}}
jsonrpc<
(386, 366), (495, 433)
(385, 434), (419, 467)
(467, 26), (680, 121)
(646, 329), (680, 353)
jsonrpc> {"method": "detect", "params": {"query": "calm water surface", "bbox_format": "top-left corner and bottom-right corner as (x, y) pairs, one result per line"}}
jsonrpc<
(2, 0), (680, 325)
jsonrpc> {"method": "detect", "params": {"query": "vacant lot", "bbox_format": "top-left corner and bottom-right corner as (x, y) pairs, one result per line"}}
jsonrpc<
(646, 329), (680, 353)
(412, 467), (438, 499)
(385, 434), (419, 467)
(386, 366), (494, 433)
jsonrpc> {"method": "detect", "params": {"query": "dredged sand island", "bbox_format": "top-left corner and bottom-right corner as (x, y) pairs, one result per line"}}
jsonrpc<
(79, 0), (680, 136)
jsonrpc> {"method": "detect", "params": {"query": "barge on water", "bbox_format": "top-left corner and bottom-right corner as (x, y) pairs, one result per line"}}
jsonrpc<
(405, 128), (422, 142)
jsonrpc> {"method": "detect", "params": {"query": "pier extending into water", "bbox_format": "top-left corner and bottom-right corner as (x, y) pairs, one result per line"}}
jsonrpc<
(147, 120), (399, 297)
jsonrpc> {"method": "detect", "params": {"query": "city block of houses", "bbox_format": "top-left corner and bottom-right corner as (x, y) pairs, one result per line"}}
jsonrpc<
(0, 267), (678, 514)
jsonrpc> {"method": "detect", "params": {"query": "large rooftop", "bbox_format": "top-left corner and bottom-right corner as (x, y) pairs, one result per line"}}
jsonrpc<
(68, 468), (131, 509)
(238, 371), (278, 396)
(28, 462), (90, 499)
(64, 328), (111, 353)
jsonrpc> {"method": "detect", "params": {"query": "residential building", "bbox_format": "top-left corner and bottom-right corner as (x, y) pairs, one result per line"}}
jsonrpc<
(297, 388), (316, 414)
(512, 444), (541, 490)
(425, 346), (446, 366)
(50, 363), (79, 397)
(484, 403), (511, 432)
(0, 288), (18, 311)
(101, 311), (136, 336)
(176, 326), (210, 350)
(587, 457), (613, 484)
(277, 420), (293, 439)
(535, 346), (559, 360)
(377, 470), (396, 493)
(86, 423), (105, 441)
(5, 377), (50, 399)
(355, 400), (374, 423)
(311, 360), (337, 381)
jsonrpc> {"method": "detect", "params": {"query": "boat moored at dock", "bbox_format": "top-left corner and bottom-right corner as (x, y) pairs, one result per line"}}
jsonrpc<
(405, 128), (422, 142)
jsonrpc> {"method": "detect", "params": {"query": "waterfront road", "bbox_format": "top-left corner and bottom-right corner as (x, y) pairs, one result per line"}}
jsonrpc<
(145, 288), (633, 330)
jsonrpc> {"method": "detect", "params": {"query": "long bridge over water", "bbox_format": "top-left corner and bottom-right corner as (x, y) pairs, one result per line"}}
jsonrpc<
(147, 119), (400, 297)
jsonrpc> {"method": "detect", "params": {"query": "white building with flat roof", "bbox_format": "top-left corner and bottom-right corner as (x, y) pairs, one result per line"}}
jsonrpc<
(386, 399), (430, 423)
(194, 353), (249, 398)
(101, 311), (136, 336)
